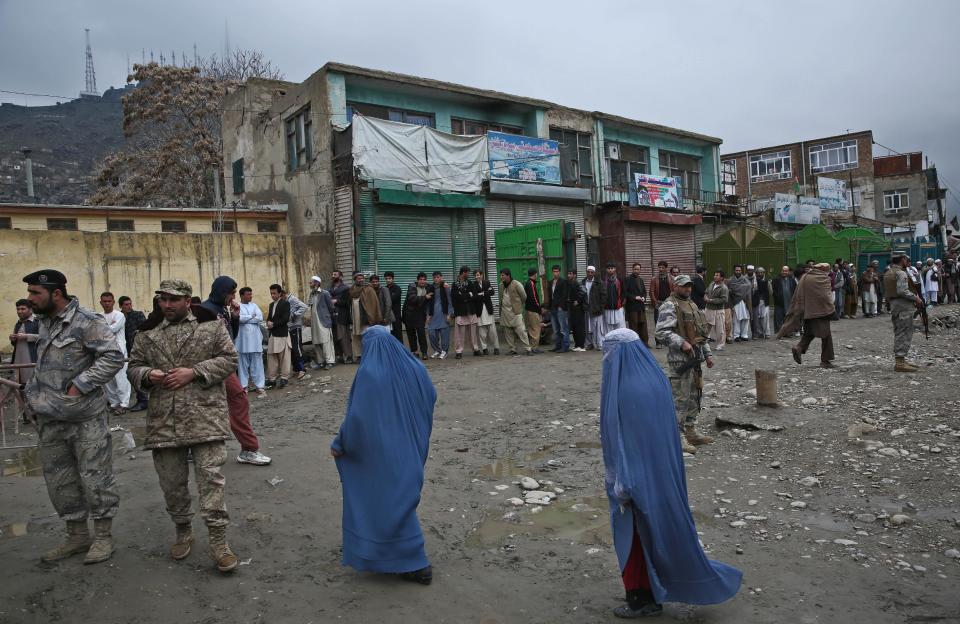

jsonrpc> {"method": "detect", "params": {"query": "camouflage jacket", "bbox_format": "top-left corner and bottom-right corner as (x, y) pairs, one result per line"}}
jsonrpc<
(25, 298), (126, 423)
(127, 312), (239, 449)
(655, 295), (712, 372)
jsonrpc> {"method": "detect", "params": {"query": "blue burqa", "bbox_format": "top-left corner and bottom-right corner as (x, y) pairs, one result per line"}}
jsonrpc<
(332, 325), (436, 573)
(601, 328), (742, 605)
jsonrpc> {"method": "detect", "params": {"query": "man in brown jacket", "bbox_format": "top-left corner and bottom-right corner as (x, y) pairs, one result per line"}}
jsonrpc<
(128, 279), (241, 573)
(776, 263), (836, 368)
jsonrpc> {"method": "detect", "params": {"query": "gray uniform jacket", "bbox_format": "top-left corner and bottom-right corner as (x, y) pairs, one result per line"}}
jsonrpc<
(25, 298), (125, 422)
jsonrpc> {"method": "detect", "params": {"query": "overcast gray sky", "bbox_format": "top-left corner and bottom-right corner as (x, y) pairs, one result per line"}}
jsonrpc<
(2, 0), (958, 221)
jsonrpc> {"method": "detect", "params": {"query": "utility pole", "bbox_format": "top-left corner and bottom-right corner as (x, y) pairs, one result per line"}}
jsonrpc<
(21, 148), (34, 199)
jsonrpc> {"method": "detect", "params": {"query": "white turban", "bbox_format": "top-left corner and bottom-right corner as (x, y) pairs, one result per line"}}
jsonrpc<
(311, 275), (322, 284)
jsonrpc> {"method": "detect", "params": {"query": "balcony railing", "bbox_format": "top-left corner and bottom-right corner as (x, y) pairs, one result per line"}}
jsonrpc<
(602, 186), (751, 215)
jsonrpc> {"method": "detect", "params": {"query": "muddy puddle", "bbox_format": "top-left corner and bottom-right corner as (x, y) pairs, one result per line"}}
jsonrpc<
(466, 495), (611, 549)
(1, 447), (42, 477)
(478, 441), (601, 479)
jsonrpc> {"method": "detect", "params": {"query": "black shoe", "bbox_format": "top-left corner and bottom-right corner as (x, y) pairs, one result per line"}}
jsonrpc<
(613, 602), (663, 618)
(532, 348), (544, 354)
(336, 356), (345, 364)
(278, 379), (288, 389)
(473, 350), (482, 357)
(399, 565), (432, 586)
(345, 357), (354, 364)
(550, 347), (560, 352)
(265, 380), (276, 389)
(493, 348), (500, 355)
(525, 350), (534, 356)
(130, 402), (148, 412)
(420, 354), (428, 361)
(482, 349), (489, 355)
(455, 353), (462, 359)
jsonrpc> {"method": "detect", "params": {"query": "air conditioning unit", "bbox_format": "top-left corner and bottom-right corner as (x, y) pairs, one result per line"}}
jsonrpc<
(606, 142), (620, 160)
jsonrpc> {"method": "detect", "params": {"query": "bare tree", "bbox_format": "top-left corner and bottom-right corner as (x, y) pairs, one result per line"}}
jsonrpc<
(199, 49), (285, 83)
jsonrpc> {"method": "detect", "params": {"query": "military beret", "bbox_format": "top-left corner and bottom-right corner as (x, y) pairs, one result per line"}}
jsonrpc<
(674, 274), (693, 286)
(23, 269), (67, 286)
(155, 279), (193, 297)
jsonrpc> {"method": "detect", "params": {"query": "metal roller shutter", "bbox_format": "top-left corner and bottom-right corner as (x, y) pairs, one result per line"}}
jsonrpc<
(333, 185), (355, 274)
(650, 224), (697, 275)
(624, 222), (653, 275)
(356, 188), (377, 273)
(484, 199), (515, 312)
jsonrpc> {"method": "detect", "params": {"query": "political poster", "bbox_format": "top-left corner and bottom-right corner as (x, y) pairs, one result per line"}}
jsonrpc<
(631, 173), (680, 208)
(818, 176), (848, 211)
(488, 132), (561, 184)
(774, 193), (821, 224)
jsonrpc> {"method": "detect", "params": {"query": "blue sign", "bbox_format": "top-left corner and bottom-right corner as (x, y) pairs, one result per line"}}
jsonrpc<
(488, 131), (561, 185)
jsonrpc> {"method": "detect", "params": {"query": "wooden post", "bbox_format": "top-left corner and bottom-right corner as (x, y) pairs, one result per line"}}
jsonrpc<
(755, 369), (779, 406)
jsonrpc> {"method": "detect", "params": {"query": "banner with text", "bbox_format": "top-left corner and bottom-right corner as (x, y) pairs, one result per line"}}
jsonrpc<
(774, 193), (821, 224)
(631, 173), (680, 208)
(488, 132), (561, 185)
(818, 176), (848, 211)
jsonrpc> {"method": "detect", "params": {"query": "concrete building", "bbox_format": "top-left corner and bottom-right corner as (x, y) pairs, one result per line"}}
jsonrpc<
(872, 152), (930, 227)
(221, 63), (724, 285)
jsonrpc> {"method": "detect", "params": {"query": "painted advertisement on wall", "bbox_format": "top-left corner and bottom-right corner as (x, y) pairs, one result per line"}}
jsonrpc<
(774, 193), (821, 224)
(818, 176), (848, 211)
(630, 173), (680, 208)
(488, 131), (561, 184)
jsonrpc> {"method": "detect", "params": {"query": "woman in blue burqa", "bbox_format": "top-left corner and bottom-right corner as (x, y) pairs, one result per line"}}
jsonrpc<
(330, 325), (436, 584)
(601, 328), (741, 617)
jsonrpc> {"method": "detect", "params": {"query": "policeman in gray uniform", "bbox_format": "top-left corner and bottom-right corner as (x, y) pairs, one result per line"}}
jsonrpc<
(23, 270), (125, 564)
(883, 253), (923, 372)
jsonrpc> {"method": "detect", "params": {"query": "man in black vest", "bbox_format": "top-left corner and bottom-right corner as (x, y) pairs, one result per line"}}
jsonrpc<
(566, 268), (586, 351)
(548, 264), (570, 353)
(384, 271), (404, 343)
(624, 262), (649, 346)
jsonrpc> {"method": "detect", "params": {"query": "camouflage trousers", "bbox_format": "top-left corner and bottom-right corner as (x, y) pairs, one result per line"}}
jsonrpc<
(37, 415), (119, 521)
(152, 441), (229, 528)
(669, 367), (702, 427)
(891, 300), (915, 358)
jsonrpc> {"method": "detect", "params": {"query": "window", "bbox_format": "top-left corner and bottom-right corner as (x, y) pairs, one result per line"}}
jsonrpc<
(550, 128), (593, 187)
(161, 220), (186, 233)
(47, 218), (77, 231)
(212, 220), (235, 232)
(257, 220), (279, 233)
(722, 159), (738, 195)
(810, 140), (858, 174)
(450, 118), (523, 136)
(606, 142), (648, 189)
(0, 217), (11, 229)
(286, 107), (313, 172)
(107, 219), (135, 232)
(845, 188), (862, 210)
(346, 102), (436, 128)
(232, 158), (244, 194)
(659, 151), (701, 195)
(749, 151), (792, 182)
(883, 189), (910, 214)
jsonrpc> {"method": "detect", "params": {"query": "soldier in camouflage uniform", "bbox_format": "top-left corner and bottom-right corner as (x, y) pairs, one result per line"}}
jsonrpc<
(884, 252), (923, 372)
(23, 269), (125, 564)
(655, 275), (715, 455)
(127, 279), (241, 573)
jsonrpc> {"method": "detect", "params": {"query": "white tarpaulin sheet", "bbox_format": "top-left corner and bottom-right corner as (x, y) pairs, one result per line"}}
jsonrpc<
(351, 115), (487, 192)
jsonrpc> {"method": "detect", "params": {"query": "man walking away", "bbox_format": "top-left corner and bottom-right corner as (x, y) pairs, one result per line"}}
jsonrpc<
(119, 296), (148, 411)
(582, 266), (606, 350)
(885, 252), (923, 372)
(649, 260), (673, 328)
(128, 279), (241, 573)
(567, 269), (587, 351)
(703, 270), (728, 351)
(99, 292), (131, 414)
(11, 298), (39, 386)
(604, 262), (627, 331)
(624, 262), (649, 346)
(308, 276), (337, 370)
(777, 263), (837, 368)
(404, 272), (430, 360)
(427, 272), (451, 359)
(235, 287), (266, 397)
(384, 272), (404, 343)
(474, 270), (500, 355)
(524, 269), (545, 353)
(499, 268), (532, 356)
(772, 266), (796, 333)
(548, 264), (570, 353)
(328, 270), (353, 364)
(727, 265), (752, 342)
(266, 284), (292, 388)
(23, 270), (124, 565)
(451, 266), (481, 359)
(285, 290), (309, 380)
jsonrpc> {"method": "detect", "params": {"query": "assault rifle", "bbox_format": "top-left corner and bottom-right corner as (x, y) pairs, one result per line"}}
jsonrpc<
(676, 344), (707, 375)
(917, 300), (929, 340)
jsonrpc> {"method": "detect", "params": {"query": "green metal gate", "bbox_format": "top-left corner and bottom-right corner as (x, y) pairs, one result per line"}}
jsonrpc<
(494, 219), (572, 302)
(702, 225), (787, 277)
(785, 224), (852, 268)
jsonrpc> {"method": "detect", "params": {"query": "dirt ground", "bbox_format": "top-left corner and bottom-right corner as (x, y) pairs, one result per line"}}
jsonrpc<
(2, 306), (959, 624)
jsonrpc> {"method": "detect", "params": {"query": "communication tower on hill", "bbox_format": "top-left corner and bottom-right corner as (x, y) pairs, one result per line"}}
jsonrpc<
(80, 28), (99, 99)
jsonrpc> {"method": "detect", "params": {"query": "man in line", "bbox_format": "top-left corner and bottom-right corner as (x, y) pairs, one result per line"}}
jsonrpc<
(624, 262), (649, 346)
(128, 279), (241, 573)
(329, 270), (353, 364)
(23, 270), (124, 564)
(831, 260), (846, 320)
(99, 292), (131, 414)
(752, 267), (772, 339)
(235, 287), (266, 397)
(777, 263), (837, 369)
(655, 275), (715, 455)
(266, 284), (292, 388)
(384, 272), (404, 343)
(349, 272), (385, 360)
(451, 266), (481, 359)
(403, 272), (431, 360)
(727, 264), (753, 342)
(119, 296), (148, 411)
(649, 260), (673, 329)
(843, 261), (859, 318)
(924, 259), (940, 306)
(285, 289), (309, 380)
(583, 266), (606, 351)
(603, 262), (627, 332)
(524, 269), (545, 353)
(368, 274), (396, 329)
(861, 264), (879, 317)
(308, 276), (337, 370)
(427, 271), (451, 359)
(499, 268), (532, 356)
(703, 269), (728, 351)
(201, 277), (271, 466)
(873, 260), (889, 313)
(474, 269), (500, 356)
(772, 266), (796, 334)
(692, 266), (707, 310)
(885, 252), (923, 372)
(548, 264), (570, 353)
(943, 258), (957, 304)
(10, 299), (39, 386)
(566, 268), (587, 352)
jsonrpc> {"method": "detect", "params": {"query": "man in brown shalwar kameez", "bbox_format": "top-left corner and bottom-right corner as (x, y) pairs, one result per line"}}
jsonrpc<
(776, 262), (836, 369)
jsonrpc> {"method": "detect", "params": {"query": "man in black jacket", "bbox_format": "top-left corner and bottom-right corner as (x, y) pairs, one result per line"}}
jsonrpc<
(451, 265), (481, 359)
(524, 268), (546, 353)
(384, 271), (404, 343)
(328, 270), (353, 364)
(403, 272), (430, 360)
(474, 269), (499, 355)
(266, 284), (291, 388)
(582, 266), (606, 350)
(118, 296), (148, 411)
(548, 264), (570, 353)
(566, 269), (586, 351)
(692, 266), (707, 309)
(624, 262), (649, 346)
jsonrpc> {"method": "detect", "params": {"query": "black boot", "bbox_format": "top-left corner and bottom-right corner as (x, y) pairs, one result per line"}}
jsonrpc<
(613, 589), (662, 618)
(399, 565), (433, 585)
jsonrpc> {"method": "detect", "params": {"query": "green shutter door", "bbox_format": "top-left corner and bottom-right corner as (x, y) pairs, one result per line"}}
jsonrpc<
(357, 188), (377, 273)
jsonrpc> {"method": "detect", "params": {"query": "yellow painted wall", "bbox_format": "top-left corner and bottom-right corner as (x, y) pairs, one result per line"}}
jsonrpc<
(0, 230), (308, 353)
(6, 214), (287, 234)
